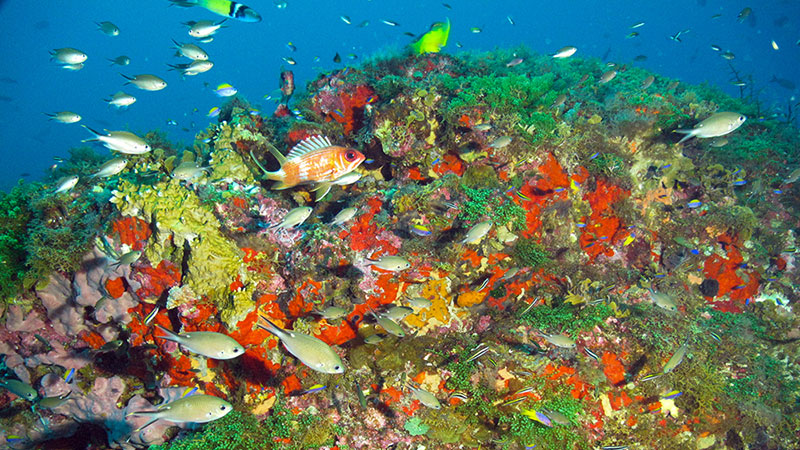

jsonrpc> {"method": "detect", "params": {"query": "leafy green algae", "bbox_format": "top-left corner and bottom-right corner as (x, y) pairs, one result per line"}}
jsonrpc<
(110, 179), (252, 327)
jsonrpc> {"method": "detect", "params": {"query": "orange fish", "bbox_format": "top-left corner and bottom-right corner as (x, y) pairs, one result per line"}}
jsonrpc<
(259, 135), (365, 201)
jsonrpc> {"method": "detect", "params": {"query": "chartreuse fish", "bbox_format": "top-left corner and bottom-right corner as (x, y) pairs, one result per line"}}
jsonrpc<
(0, 379), (38, 401)
(168, 0), (261, 22)
(156, 325), (244, 360)
(127, 394), (232, 432)
(411, 18), (451, 54)
(258, 315), (344, 374)
(675, 112), (746, 143)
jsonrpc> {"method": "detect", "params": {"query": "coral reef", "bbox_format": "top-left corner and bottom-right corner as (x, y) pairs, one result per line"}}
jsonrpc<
(2, 47), (800, 450)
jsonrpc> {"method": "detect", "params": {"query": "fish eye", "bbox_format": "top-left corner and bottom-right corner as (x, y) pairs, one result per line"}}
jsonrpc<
(233, 348), (240, 353)
(334, 365), (341, 371)
(220, 405), (227, 410)
(344, 150), (358, 161)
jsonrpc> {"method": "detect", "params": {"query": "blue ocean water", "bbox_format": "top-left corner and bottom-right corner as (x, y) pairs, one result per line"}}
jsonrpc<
(0, 0), (797, 192)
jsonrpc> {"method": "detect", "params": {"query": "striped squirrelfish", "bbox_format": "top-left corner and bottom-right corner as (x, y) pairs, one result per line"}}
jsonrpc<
(259, 135), (365, 201)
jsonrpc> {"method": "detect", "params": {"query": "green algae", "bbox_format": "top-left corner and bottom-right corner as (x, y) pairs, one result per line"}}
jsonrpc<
(517, 302), (612, 337)
(404, 416), (429, 436)
(110, 179), (251, 327)
(511, 239), (551, 269)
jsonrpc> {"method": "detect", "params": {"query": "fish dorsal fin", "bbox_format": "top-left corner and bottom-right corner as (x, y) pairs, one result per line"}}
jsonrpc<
(286, 135), (332, 160)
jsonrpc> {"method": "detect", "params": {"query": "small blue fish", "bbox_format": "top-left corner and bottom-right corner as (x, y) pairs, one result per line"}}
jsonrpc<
(521, 408), (552, 427)
(7, 435), (25, 443)
(687, 199), (702, 208)
(331, 109), (345, 119)
(709, 331), (721, 342)
(731, 168), (741, 176)
(576, 222), (586, 228)
(690, 249), (700, 255)
(661, 164), (672, 169)
(365, 95), (377, 104)
(732, 178), (747, 186)
(517, 191), (531, 202)
(598, 236), (608, 240)
(410, 224), (432, 236)
(181, 386), (198, 398)
(585, 242), (595, 248)
(589, 152), (600, 160)
(662, 390), (682, 400)
(653, 273), (666, 278)
(301, 384), (327, 395)
(554, 187), (566, 192)
(213, 83), (238, 97)
(63, 368), (75, 383)
(773, 189), (783, 194)
(364, 159), (375, 164)
(431, 157), (441, 165)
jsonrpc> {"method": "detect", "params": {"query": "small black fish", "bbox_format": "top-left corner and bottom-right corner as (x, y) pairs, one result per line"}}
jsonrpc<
(333, 53), (341, 63)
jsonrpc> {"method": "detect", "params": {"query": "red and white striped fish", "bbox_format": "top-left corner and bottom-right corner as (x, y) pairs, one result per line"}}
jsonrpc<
(261, 135), (365, 201)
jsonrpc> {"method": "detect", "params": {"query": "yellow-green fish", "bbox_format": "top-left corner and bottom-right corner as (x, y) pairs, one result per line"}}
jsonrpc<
(156, 325), (244, 360)
(662, 340), (689, 373)
(96, 21), (120, 36)
(121, 74), (167, 91)
(45, 111), (81, 124)
(408, 385), (441, 409)
(173, 40), (209, 60)
(128, 394), (232, 432)
(271, 206), (313, 229)
(461, 221), (492, 244)
(184, 19), (227, 38)
(91, 157), (128, 178)
(172, 161), (209, 180)
(410, 18), (451, 54)
(82, 126), (151, 154)
(168, 0), (261, 22)
(54, 175), (79, 194)
(648, 288), (678, 312)
(330, 207), (357, 226)
(552, 46), (577, 59)
(37, 391), (72, 409)
(675, 112), (746, 143)
(538, 333), (576, 349)
(258, 315), (345, 373)
(367, 255), (411, 271)
(0, 379), (38, 401)
(50, 48), (87, 65)
(105, 91), (136, 109)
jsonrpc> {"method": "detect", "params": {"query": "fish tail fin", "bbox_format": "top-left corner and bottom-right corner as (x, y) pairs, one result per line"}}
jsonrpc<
(43, 112), (54, 119)
(313, 183), (332, 202)
(120, 73), (133, 84)
(257, 314), (286, 339)
(168, 0), (199, 7)
(674, 129), (695, 143)
(154, 324), (180, 343)
(81, 124), (102, 142)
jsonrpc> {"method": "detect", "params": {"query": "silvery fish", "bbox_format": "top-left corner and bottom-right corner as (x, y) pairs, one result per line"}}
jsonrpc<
(184, 19), (227, 38)
(552, 46), (577, 58)
(662, 340), (689, 373)
(367, 255), (411, 271)
(258, 315), (344, 374)
(407, 297), (432, 308)
(156, 325), (244, 360)
(37, 391), (72, 409)
(128, 394), (232, 432)
(490, 136), (512, 148)
(50, 48), (87, 64)
(384, 305), (414, 321)
(105, 91), (137, 109)
(461, 221), (492, 244)
(330, 207), (357, 226)
(82, 125), (151, 154)
(271, 206), (313, 229)
(91, 157), (128, 178)
(173, 40), (209, 60)
(538, 333), (576, 349)
(172, 161), (209, 180)
(317, 306), (348, 320)
(96, 21), (120, 36)
(408, 385), (441, 409)
(675, 112), (746, 143)
(54, 175), (79, 193)
(121, 73), (168, 91)
(648, 288), (678, 312)
(45, 111), (81, 124)
(0, 379), (38, 401)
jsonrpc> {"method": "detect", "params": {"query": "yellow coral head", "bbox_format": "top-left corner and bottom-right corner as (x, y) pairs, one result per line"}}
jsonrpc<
(411, 18), (451, 54)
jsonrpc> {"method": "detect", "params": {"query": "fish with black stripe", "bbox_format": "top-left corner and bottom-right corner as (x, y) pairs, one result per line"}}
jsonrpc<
(168, 0), (261, 22)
